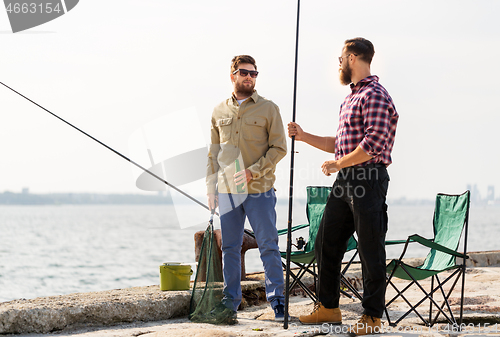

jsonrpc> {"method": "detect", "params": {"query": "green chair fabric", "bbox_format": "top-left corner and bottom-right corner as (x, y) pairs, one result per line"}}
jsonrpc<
(385, 191), (470, 327)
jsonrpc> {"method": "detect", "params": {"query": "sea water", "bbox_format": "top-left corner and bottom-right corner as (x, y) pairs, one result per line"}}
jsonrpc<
(0, 203), (498, 302)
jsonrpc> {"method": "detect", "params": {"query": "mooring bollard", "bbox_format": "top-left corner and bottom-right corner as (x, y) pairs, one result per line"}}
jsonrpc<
(194, 229), (258, 281)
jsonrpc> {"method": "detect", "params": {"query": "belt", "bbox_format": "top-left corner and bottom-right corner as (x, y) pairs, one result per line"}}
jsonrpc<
(338, 163), (386, 176)
(348, 163), (386, 169)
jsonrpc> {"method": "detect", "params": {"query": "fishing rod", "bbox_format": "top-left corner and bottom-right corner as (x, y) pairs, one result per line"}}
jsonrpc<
(284, 0), (300, 329)
(0, 81), (210, 212)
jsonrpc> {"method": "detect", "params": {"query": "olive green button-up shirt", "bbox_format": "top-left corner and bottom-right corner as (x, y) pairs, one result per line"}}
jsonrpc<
(206, 90), (287, 195)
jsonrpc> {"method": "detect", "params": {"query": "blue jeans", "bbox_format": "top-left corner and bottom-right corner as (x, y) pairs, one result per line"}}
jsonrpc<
(218, 189), (285, 311)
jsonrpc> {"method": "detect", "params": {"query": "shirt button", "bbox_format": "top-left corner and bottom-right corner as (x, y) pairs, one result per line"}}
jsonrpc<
(236, 131), (239, 134)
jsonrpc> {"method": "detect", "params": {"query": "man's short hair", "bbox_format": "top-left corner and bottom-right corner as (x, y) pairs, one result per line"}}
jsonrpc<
(344, 38), (375, 64)
(231, 55), (257, 73)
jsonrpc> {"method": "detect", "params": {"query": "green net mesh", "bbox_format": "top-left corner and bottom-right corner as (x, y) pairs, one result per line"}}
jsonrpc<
(189, 219), (235, 324)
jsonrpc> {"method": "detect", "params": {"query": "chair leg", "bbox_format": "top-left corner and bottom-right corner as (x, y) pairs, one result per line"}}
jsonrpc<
(385, 266), (429, 326)
(436, 274), (457, 324)
(341, 250), (358, 275)
(406, 268), (462, 326)
(459, 264), (466, 326)
(384, 264), (399, 326)
(429, 275), (434, 325)
(288, 260), (315, 290)
(287, 270), (317, 302)
(340, 251), (362, 300)
(401, 265), (454, 326)
(388, 280), (429, 326)
(386, 278), (416, 307)
(386, 263), (460, 327)
(313, 263), (317, 295)
(282, 261), (318, 303)
(430, 269), (462, 326)
(340, 274), (361, 301)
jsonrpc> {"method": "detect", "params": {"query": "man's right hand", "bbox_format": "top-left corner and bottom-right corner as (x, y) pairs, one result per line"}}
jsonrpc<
(287, 122), (336, 154)
(288, 122), (304, 141)
(207, 193), (218, 213)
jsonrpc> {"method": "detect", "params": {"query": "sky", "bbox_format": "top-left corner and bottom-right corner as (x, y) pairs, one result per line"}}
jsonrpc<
(1, 0), (499, 204)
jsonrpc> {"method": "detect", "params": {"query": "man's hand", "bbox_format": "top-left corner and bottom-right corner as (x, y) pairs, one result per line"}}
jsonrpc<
(288, 122), (305, 141)
(321, 160), (342, 176)
(234, 169), (253, 190)
(207, 193), (218, 212)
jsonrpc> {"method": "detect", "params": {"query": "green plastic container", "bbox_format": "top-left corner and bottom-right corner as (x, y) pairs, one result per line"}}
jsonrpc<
(159, 263), (193, 291)
(235, 159), (245, 193)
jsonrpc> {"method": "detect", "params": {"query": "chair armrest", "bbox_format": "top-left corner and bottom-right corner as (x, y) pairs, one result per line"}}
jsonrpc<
(385, 236), (426, 246)
(385, 239), (410, 246)
(277, 224), (309, 236)
(408, 234), (468, 259)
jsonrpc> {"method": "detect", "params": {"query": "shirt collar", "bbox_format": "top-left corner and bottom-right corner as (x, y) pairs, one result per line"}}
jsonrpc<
(350, 75), (379, 91)
(231, 90), (259, 105)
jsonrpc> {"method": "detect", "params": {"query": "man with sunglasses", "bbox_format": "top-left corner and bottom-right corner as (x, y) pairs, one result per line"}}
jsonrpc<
(288, 38), (398, 335)
(206, 55), (287, 324)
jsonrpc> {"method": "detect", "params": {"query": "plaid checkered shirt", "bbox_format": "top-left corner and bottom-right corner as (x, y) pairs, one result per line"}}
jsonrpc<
(335, 75), (398, 166)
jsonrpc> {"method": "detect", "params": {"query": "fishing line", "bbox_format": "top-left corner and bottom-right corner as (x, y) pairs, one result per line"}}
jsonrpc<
(0, 81), (211, 213)
(284, 0), (300, 329)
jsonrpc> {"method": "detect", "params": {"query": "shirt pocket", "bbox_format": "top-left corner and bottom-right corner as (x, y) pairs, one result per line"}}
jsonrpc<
(242, 117), (267, 141)
(216, 117), (233, 143)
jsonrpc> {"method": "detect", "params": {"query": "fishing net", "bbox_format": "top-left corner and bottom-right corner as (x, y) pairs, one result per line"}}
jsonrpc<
(189, 217), (235, 324)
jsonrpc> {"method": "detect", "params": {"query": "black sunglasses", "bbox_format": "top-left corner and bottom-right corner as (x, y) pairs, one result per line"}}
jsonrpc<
(232, 69), (259, 78)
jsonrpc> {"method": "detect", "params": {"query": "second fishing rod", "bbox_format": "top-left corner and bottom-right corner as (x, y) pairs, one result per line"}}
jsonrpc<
(0, 81), (211, 213)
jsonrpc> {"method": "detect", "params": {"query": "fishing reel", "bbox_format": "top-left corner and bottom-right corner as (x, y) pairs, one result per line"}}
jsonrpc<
(292, 236), (306, 251)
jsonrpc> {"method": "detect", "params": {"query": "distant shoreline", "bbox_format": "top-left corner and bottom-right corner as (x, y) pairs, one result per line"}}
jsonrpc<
(1, 191), (498, 206)
(0, 191), (172, 205)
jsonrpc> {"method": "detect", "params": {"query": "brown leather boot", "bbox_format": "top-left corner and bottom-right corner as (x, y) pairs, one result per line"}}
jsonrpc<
(299, 303), (342, 325)
(349, 314), (383, 335)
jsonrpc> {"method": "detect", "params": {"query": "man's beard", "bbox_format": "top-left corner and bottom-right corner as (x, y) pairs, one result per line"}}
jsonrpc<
(235, 81), (255, 97)
(339, 63), (352, 86)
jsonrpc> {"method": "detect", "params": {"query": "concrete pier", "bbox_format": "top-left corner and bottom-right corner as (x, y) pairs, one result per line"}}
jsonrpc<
(1, 251), (499, 336)
(0, 281), (265, 335)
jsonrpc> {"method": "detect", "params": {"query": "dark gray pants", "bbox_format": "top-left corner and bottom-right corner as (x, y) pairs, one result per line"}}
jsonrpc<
(316, 164), (389, 318)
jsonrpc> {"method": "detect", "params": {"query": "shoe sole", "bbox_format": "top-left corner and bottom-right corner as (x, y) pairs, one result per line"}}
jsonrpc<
(222, 319), (238, 325)
(299, 320), (342, 325)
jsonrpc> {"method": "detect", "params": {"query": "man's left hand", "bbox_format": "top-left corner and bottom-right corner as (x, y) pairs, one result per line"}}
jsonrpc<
(234, 169), (253, 186)
(321, 160), (342, 176)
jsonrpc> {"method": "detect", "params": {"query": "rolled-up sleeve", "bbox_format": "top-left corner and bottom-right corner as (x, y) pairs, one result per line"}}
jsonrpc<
(358, 92), (392, 157)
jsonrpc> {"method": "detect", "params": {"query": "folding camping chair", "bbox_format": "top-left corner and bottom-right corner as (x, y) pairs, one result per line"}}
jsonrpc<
(385, 191), (470, 327)
(279, 186), (362, 302)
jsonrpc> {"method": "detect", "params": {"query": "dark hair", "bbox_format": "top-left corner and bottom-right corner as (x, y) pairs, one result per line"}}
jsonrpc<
(344, 38), (375, 64)
(231, 55), (257, 73)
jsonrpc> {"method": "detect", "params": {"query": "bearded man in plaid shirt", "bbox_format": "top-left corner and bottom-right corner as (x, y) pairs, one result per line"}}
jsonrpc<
(288, 37), (398, 335)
